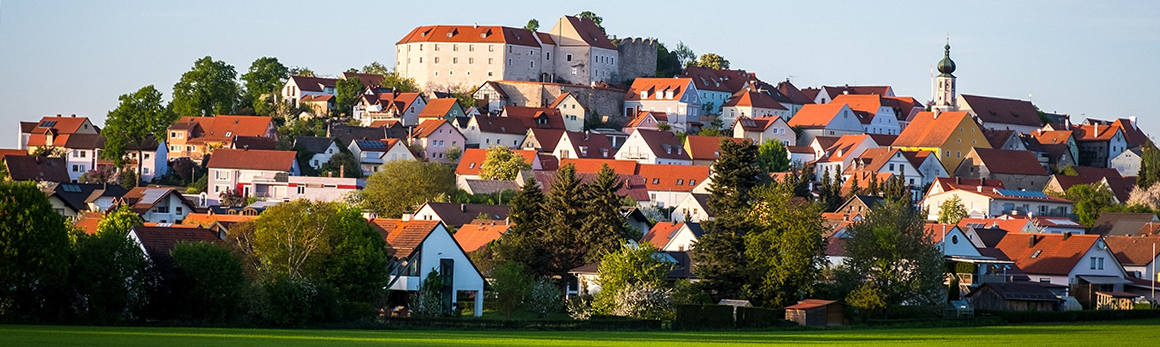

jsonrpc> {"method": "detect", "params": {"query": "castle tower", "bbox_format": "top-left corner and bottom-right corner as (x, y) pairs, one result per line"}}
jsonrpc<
(934, 43), (957, 110)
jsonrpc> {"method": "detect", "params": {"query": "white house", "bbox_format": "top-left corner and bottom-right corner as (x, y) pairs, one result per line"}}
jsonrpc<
(23, 116), (104, 182)
(926, 224), (982, 258)
(1105, 236), (1160, 282)
(671, 193), (712, 223)
(250, 176), (364, 203)
(615, 129), (692, 165)
(995, 233), (1130, 297)
(731, 117), (795, 146)
(814, 135), (878, 181)
(349, 139), (416, 176)
(720, 91), (790, 129)
(206, 148), (300, 199)
(550, 93), (588, 132)
(370, 219), (485, 316)
(294, 136), (343, 170)
(637, 164), (710, 208)
(787, 103), (865, 145)
(117, 187), (199, 224)
(123, 138), (168, 183)
(641, 222), (704, 252)
(623, 78), (701, 132)
(829, 94), (902, 135)
(922, 186), (1074, 221)
(1110, 147), (1143, 177)
(459, 115), (528, 149)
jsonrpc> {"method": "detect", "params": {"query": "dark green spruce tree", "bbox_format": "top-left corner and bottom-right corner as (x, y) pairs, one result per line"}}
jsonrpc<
(496, 178), (550, 276)
(580, 164), (630, 263)
(693, 139), (762, 300)
(543, 164), (587, 278)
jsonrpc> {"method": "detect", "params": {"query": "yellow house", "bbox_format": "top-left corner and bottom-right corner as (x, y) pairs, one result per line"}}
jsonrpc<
(892, 111), (990, 173)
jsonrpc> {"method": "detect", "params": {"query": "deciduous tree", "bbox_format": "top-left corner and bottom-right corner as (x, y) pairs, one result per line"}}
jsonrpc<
(756, 139), (790, 174)
(837, 200), (945, 318)
(936, 194), (968, 224)
(576, 11), (605, 34)
(0, 181), (72, 320)
(693, 53), (730, 70)
(169, 241), (246, 323)
(68, 206), (149, 322)
(334, 77), (365, 118)
(171, 56), (239, 117)
(252, 200), (343, 279)
(480, 146), (531, 180)
(593, 244), (669, 315)
(101, 85), (176, 186)
(744, 184), (827, 308)
(362, 160), (456, 218)
(523, 19), (540, 32)
(241, 57), (289, 116)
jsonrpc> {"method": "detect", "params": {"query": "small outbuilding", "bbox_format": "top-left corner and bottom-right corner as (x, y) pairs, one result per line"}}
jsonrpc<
(1095, 292), (1142, 310)
(966, 282), (1059, 311)
(785, 299), (845, 327)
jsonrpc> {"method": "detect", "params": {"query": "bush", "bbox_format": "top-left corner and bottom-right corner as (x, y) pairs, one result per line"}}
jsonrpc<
(261, 277), (339, 327)
(567, 295), (593, 320)
(612, 283), (673, 320)
(527, 278), (563, 318)
(737, 306), (784, 328)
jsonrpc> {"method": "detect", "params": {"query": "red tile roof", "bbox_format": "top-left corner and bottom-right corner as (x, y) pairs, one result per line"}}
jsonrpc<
(207, 148), (297, 171)
(960, 94), (1044, 127)
(931, 177), (1006, 193)
(559, 158), (639, 175)
(1112, 118), (1148, 147)
(454, 220), (509, 253)
(821, 85), (892, 98)
(893, 111), (974, 148)
(633, 129), (691, 161)
(417, 98), (461, 119)
(830, 94), (890, 125)
(1031, 130), (1074, 145)
(1104, 235), (1160, 266)
(397, 25), (544, 48)
(287, 76), (337, 93)
(994, 233), (1101, 276)
(3, 155), (69, 182)
(561, 16), (616, 49)
(25, 116), (96, 147)
(1073, 123), (1123, 142)
(723, 90), (786, 110)
(684, 136), (746, 161)
(625, 78), (694, 101)
(734, 117), (783, 132)
(132, 226), (223, 259)
(361, 92), (424, 115)
(548, 93), (573, 109)
(527, 128), (566, 151)
(370, 219), (442, 258)
(504, 106), (568, 130)
(412, 119), (459, 139)
(958, 216), (1033, 235)
(626, 111), (668, 128)
(787, 103), (848, 128)
(474, 114), (529, 135)
(170, 115), (274, 144)
(775, 80), (815, 105)
(0, 149), (27, 159)
(969, 148), (1048, 176)
(680, 67), (750, 93)
(455, 148), (538, 176)
(785, 299), (838, 310)
(636, 164), (709, 192)
(818, 134), (872, 163)
(559, 131), (615, 159)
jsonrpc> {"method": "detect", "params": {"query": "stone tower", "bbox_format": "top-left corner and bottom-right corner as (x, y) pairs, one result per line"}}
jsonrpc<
(934, 43), (957, 111)
(615, 37), (657, 84)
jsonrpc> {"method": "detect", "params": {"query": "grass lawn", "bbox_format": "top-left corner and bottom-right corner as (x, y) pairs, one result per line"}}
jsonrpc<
(2, 319), (1159, 346)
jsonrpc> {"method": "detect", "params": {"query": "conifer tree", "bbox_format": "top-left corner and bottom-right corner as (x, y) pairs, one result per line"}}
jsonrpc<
(866, 172), (880, 196)
(694, 139), (761, 299)
(847, 174), (861, 198)
(497, 178), (549, 275)
(543, 164), (587, 277)
(580, 164), (630, 263)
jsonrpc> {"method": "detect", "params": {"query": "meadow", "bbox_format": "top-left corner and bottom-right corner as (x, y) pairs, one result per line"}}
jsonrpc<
(3, 319), (1160, 346)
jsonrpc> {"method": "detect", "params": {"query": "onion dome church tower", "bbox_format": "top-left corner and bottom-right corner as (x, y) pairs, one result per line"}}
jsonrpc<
(934, 43), (958, 111)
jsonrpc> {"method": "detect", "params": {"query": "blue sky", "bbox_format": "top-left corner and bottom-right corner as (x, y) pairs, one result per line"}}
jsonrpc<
(1, 1), (1157, 146)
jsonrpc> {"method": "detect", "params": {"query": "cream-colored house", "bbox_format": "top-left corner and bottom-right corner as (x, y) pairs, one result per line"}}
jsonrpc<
(731, 116), (794, 146)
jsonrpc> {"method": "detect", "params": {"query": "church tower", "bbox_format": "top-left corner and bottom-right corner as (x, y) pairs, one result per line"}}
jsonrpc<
(934, 43), (957, 110)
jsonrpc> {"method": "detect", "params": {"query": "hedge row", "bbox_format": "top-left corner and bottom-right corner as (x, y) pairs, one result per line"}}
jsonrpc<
(674, 305), (793, 330)
(376, 317), (662, 330)
(978, 309), (1160, 323)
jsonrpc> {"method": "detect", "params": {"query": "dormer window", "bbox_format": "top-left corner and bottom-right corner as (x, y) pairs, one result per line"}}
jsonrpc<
(640, 91), (648, 99)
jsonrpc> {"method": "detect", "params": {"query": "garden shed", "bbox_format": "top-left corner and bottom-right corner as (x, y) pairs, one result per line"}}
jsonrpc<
(784, 299), (845, 327)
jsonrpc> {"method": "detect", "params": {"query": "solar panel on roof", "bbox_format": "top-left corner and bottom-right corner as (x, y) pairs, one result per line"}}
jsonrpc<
(139, 189), (168, 205)
(62, 184), (81, 193)
(995, 189), (1048, 199)
(40, 120), (57, 127)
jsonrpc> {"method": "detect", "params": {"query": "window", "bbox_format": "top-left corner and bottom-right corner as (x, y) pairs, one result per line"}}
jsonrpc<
(176, 206), (183, 215)
(889, 164), (895, 171)
(453, 44), (458, 51)
(452, 57), (458, 64)
(434, 57), (439, 64)
(566, 54), (572, 62)
(72, 151), (77, 158)
(488, 45), (494, 52)
(652, 178), (660, 184)
(546, 52), (550, 60)
(508, 59), (512, 66)
(677, 179), (684, 185)
(469, 57), (474, 64)
(1098, 257), (1105, 270)
(469, 44), (474, 52)
(298, 185), (305, 195)
(571, 67), (577, 75)
(1090, 257), (1097, 270)
(215, 170), (230, 180)
(435, 44), (439, 51)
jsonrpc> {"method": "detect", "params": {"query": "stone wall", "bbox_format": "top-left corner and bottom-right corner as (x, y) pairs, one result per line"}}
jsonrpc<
(616, 37), (658, 83)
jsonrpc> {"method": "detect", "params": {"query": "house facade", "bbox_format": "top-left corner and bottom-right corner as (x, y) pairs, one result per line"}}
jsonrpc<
(206, 148), (300, 199)
(922, 186), (1073, 220)
(349, 139), (416, 176)
(371, 219), (485, 316)
(731, 117), (794, 146)
(167, 115), (277, 161)
(411, 119), (466, 163)
(623, 78), (701, 131)
(615, 129), (692, 165)
(787, 103), (864, 145)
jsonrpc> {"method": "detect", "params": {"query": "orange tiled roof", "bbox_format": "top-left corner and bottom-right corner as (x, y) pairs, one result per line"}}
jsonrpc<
(417, 98), (460, 119)
(559, 158), (639, 175)
(786, 103), (848, 128)
(684, 135), (745, 161)
(412, 119), (458, 139)
(636, 164), (709, 192)
(454, 220), (509, 253)
(892, 111), (974, 148)
(994, 233), (1101, 276)
(818, 134), (872, 163)
(206, 148), (297, 171)
(397, 25), (545, 48)
(625, 78), (694, 101)
(723, 90), (787, 110)
(169, 115), (274, 144)
(370, 219), (442, 259)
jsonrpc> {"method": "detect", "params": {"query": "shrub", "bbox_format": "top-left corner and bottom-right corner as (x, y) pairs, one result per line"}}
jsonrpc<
(612, 283), (673, 320)
(527, 278), (563, 318)
(567, 295), (594, 320)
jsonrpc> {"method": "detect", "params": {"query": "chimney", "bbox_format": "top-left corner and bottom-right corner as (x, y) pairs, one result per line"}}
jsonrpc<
(340, 164), (345, 178)
(1130, 116), (1139, 130)
(1029, 234), (1037, 247)
(460, 203), (467, 212)
(56, 114), (61, 117)
(980, 177), (986, 186)
(977, 185), (984, 193)
(1063, 232), (1072, 241)
(932, 108), (941, 119)
(955, 177), (961, 184)
(71, 114), (76, 118)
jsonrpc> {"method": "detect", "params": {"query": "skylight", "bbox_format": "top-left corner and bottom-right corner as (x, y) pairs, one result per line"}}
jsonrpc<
(1031, 250), (1043, 259)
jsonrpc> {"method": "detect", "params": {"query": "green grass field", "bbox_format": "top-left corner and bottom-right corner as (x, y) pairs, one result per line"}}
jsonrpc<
(2, 319), (1159, 346)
